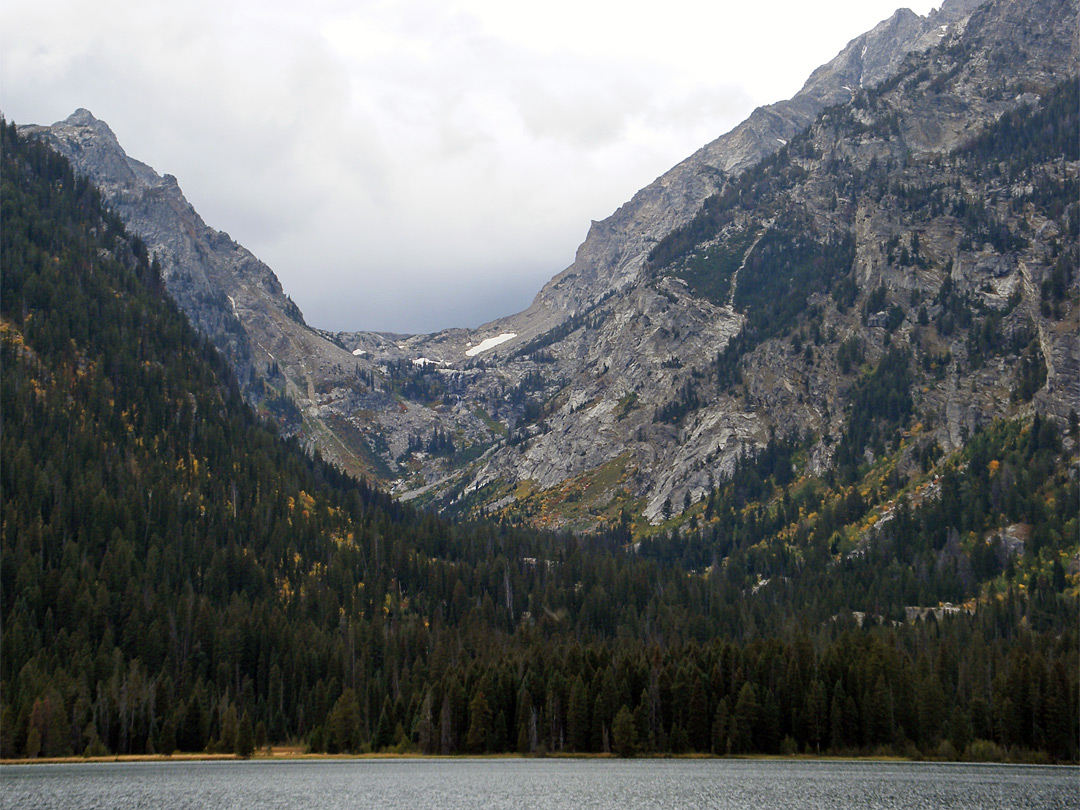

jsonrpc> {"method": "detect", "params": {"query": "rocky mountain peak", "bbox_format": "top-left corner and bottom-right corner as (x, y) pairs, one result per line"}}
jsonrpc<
(497, 0), (993, 348)
(64, 107), (110, 131)
(22, 110), (372, 473)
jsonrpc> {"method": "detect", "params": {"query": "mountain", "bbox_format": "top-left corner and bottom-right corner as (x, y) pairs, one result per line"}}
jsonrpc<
(505, 0), (987, 329)
(391, 0), (1078, 526)
(3, 118), (1077, 762)
(21, 0), (1078, 534)
(18, 111), (373, 476)
(19, 0), (997, 510)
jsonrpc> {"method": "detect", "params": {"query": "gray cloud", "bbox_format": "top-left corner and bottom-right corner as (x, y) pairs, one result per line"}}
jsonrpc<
(1, 0), (937, 333)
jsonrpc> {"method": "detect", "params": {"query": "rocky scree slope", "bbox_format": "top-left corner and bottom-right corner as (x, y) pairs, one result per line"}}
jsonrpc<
(390, 0), (1078, 527)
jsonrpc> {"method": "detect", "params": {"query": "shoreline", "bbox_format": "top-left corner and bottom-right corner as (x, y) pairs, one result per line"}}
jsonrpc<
(4, 750), (1072, 767)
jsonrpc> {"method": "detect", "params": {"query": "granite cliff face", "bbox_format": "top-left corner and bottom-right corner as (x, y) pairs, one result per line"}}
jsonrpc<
(386, 0), (1077, 527)
(25, 0), (1078, 530)
(26, 111), (274, 380)
(483, 0), (988, 341)
(21, 111), (386, 475)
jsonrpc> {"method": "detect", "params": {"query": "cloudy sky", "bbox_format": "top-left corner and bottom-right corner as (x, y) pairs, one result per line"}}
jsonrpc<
(3, 0), (937, 334)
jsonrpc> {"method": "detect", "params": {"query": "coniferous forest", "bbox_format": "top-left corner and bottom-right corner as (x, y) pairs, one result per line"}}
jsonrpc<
(1, 119), (1077, 764)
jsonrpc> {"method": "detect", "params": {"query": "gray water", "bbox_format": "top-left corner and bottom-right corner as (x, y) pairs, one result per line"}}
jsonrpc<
(1, 758), (1077, 809)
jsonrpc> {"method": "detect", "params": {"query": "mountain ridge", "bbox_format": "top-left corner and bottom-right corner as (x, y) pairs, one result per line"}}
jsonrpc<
(400, 0), (1078, 525)
(21, 0), (1078, 529)
(506, 0), (988, 337)
(21, 109), (375, 475)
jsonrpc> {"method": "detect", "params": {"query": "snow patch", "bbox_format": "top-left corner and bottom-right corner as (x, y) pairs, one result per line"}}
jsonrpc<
(465, 333), (516, 357)
(776, 138), (788, 145)
(939, 24), (948, 37)
(861, 44), (868, 58)
(227, 295), (237, 312)
(352, 348), (367, 357)
(413, 357), (441, 367)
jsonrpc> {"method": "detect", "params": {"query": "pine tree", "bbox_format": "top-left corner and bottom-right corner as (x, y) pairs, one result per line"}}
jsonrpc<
(236, 710), (254, 758)
(465, 690), (492, 754)
(327, 689), (361, 754)
(254, 721), (268, 753)
(867, 675), (893, 748)
(220, 704), (239, 754)
(25, 728), (41, 759)
(417, 689), (436, 754)
(158, 715), (177, 756)
(567, 676), (590, 752)
(373, 696), (394, 751)
(613, 705), (636, 758)
(732, 682), (759, 753)
(711, 697), (730, 755)
(806, 679), (828, 753)
(687, 677), (710, 752)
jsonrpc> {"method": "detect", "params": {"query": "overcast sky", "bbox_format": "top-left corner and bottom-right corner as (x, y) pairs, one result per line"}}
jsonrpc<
(3, 0), (938, 334)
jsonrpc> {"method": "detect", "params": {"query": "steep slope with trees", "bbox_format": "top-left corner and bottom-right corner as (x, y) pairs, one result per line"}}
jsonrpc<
(2, 119), (1076, 763)
(19, 110), (374, 477)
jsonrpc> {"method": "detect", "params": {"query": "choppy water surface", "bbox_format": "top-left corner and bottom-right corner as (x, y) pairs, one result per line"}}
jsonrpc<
(2, 758), (1077, 810)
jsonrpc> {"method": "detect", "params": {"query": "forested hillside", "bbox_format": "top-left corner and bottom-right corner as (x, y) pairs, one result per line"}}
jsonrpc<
(1, 120), (1076, 763)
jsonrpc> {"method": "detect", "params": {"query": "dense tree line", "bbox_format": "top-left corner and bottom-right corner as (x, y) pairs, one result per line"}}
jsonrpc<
(1, 113), (1076, 766)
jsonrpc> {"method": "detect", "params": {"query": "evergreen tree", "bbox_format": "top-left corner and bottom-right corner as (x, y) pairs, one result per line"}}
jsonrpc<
(731, 683), (759, 754)
(466, 690), (492, 754)
(830, 682), (847, 751)
(327, 689), (362, 754)
(711, 697), (731, 755)
(220, 704), (239, 754)
(417, 690), (436, 755)
(567, 676), (590, 752)
(373, 696), (394, 752)
(687, 677), (711, 753)
(613, 705), (636, 758)
(236, 710), (255, 758)
(158, 717), (177, 757)
(806, 679), (828, 753)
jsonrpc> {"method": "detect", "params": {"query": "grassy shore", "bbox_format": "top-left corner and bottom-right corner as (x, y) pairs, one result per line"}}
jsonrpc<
(1, 749), (930, 767)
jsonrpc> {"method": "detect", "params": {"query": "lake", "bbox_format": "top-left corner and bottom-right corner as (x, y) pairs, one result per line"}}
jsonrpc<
(2, 758), (1077, 809)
